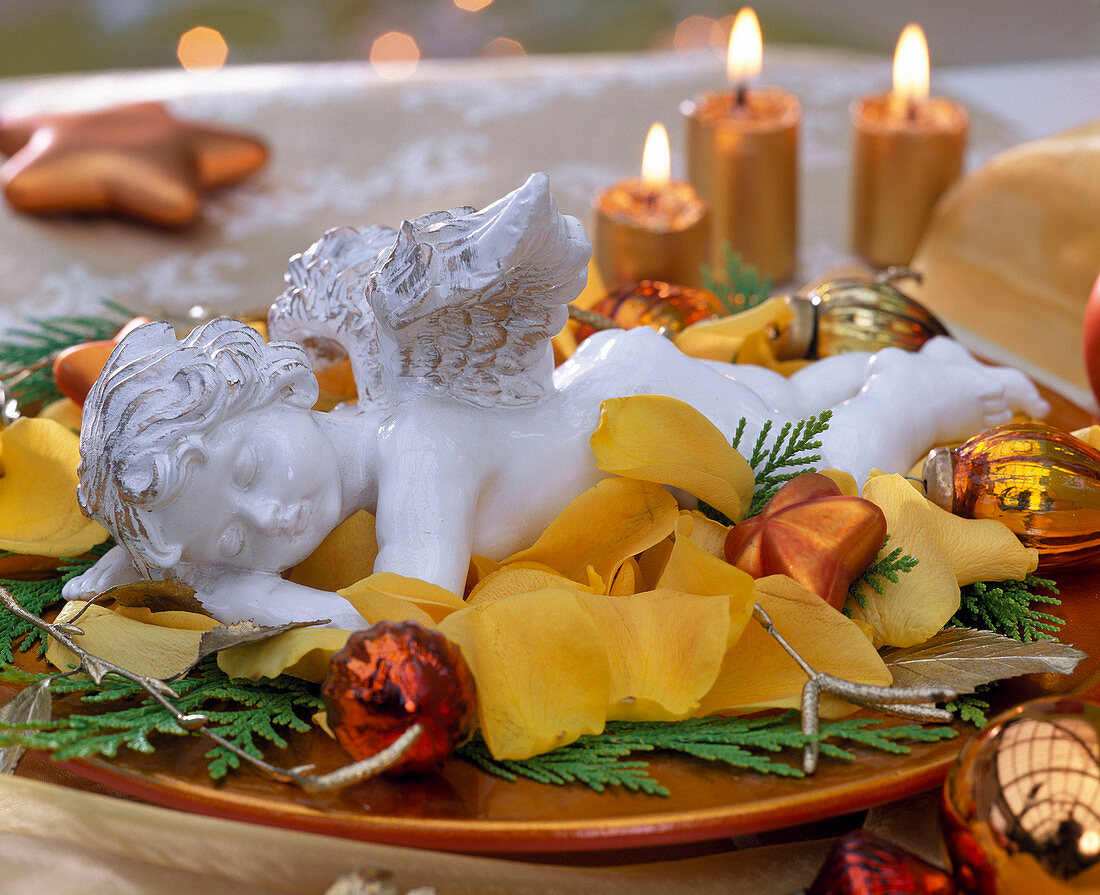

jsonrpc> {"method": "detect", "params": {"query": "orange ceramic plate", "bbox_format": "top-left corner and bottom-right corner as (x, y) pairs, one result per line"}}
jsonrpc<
(13, 388), (1099, 855)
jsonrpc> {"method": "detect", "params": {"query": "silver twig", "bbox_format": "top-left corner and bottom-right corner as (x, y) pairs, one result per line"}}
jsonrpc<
(567, 305), (620, 331)
(0, 583), (419, 791)
(752, 604), (957, 774)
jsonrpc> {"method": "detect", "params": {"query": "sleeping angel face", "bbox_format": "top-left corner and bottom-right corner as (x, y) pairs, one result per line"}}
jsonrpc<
(78, 318), (340, 577)
(138, 403), (343, 573)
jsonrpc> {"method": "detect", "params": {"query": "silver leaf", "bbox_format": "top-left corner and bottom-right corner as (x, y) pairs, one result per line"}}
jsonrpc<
(81, 655), (111, 685)
(193, 618), (331, 667)
(100, 578), (209, 616)
(0, 679), (53, 774)
(883, 627), (1087, 695)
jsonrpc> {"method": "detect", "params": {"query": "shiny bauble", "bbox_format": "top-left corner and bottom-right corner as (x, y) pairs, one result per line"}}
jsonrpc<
(322, 620), (477, 774)
(772, 270), (949, 360)
(924, 423), (1100, 570)
(943, 697), (1100, 894)
(807, 829), (955, 895)
(1083, 271), (1100, 409)
(579, 280), (727, 340)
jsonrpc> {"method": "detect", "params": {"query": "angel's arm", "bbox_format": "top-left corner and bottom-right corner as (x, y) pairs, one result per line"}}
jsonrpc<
(189, 567), (368, 631)
(370, 406), (480, 596)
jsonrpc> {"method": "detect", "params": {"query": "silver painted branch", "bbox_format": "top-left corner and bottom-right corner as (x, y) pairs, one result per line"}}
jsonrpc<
(0, 583), (418, 791)
(752, 604), (957, 774)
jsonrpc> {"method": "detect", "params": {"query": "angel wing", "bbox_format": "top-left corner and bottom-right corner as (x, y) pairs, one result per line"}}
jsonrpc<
(268, 224), (397, 406)
(368, 172), (590, 408)
(269, 174), (590, 411)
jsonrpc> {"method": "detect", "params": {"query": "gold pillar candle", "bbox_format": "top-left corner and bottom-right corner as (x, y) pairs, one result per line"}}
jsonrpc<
(683, 7), (799, 282)
(592, 123), (708, 289)
(850, 24), (968, 268)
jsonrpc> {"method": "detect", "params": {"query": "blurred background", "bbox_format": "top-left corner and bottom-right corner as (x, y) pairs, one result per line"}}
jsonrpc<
(0, 0), (1096, 78)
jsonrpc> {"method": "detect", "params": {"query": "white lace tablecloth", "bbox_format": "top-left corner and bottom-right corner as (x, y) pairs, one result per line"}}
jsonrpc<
(0, 49), (1098, 894)
(0, 49), (1097, 402)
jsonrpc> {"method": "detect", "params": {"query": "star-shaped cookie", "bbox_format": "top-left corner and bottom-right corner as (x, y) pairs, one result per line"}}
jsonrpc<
(0, 101), (267, 227)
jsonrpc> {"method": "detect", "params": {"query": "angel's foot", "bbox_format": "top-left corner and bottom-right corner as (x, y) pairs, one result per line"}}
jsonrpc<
(917, 337), (1050, 423)
(866, 339), (1049, 432)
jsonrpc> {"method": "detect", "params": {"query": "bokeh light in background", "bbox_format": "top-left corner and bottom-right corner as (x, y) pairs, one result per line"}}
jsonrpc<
(370, 31), (420, 80)
(454, 0), (495, 12)
(176, 27), (229, 72)
(481, 37), (525, 58)
(0, 1), (1093, 78)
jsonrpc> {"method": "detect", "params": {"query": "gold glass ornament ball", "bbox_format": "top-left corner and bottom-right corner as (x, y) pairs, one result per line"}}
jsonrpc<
(771, 269), (949, 360)
(943, 698), (1100, 894)
(925, 423), (1100, 571)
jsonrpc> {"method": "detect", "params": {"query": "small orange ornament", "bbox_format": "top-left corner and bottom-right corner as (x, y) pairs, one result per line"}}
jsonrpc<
(52, 317), (152, 406)
(0, 102), (267, 227)
(322, 621), (477, 774)
(724, 472), (887, 610)
(577, 280), (726, 342)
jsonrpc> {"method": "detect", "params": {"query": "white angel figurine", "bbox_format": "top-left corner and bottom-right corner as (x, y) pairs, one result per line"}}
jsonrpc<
(65, 174), (1049, 628)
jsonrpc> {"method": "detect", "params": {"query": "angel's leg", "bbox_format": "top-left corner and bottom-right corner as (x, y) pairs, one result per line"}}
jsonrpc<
(719, 352), (876, 418)
(816, 338), (1048, 482)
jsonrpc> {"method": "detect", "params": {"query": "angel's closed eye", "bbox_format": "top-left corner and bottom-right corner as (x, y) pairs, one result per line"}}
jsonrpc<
(232, 445), (258, 490)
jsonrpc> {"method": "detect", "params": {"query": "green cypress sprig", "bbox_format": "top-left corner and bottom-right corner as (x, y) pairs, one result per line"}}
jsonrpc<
(457, 712), (956, 796)
(0, 543), (112, 663)
(943, 692), (991, 729)
(0, 657), (323, 780)
(701, 246), (772, 317)
(848, 536), (919, 610)
(0, 302), (131, 408)
(949, 575), (1063, 642)
(733, 410), (833, 517)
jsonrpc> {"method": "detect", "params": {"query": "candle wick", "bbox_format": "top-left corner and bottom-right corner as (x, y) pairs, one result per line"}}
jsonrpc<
(905, 96), (918, 122)
(735, 82), (748, 107)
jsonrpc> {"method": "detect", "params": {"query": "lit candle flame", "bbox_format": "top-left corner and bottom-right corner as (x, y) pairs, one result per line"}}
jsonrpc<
(641, 122), (671, 188)
(892, 23), (929, 115)
(726, 7), (762, 93)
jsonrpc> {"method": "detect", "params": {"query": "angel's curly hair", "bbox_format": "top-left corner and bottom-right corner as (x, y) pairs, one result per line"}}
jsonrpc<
(77, 318), (318, 575)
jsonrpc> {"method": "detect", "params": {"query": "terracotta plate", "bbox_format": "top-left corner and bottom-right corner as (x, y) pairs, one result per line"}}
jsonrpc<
(12, 386), (1099, 855)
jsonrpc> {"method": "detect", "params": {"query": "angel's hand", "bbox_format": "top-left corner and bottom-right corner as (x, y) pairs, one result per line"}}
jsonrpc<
(61, 545), (141, 600)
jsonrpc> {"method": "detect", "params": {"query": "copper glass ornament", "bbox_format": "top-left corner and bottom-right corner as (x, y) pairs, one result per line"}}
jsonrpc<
(772, 269), (949, 360)
(924, 423), (1100, 571)
(808, 829), (955, 895)
(943, 698), (1100, 894)
(577, 280), (727, 341)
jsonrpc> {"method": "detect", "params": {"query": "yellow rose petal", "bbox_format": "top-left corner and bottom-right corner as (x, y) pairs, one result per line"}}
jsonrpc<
(1072, 425), (1100, 450)
(0, 418), (109, 557)
(591, 395), (754, 523)
(931, 506), (1039, 586)
(607, 557), (641, 595)
(673, 295), (793, 362)
(676, 509), (731, 559)
(286, 510), (377, 593)
(819, 468), (859, 497)
(37, 398), (83, 433)
(656, 521), (756, 647)
(46, 602), (215, 680)
(504, 477), (678, 584)
(735, 330), (811, 375)
(339, 572), (464, 625)
(853, 474), (961, 647)
(466, 555), (501, 595)
(439, 589), (609, 760)
(699, 575), (892, 718)
(577, 589), (732, 722)
(467, 561), (599, 607)
(217, 627), (351, 682)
